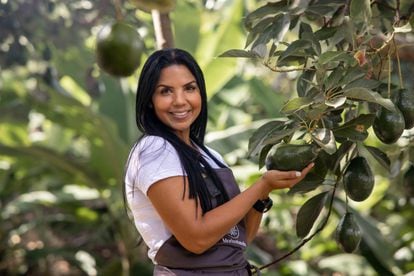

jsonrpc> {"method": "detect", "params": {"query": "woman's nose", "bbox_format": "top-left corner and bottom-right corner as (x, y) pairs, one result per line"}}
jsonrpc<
(173, 90), (186, 105)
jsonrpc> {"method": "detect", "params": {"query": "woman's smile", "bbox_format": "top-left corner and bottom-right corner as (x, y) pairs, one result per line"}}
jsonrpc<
(152, 65), (202, 142)
(170, 110), (192, 119)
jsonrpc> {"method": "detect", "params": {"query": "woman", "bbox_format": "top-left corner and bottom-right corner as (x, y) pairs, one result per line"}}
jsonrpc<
(124, 48), (314, 275)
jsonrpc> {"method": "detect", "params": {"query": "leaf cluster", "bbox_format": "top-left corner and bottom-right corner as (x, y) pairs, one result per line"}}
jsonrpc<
(222, 0), (414, 271)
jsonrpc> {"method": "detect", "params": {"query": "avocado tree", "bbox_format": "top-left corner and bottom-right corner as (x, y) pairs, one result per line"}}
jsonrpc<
(0, 0), (247, 275)
(221, 0), (414, 274)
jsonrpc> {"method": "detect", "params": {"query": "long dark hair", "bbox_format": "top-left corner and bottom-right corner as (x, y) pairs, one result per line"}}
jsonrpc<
(134, 48), (229, 214)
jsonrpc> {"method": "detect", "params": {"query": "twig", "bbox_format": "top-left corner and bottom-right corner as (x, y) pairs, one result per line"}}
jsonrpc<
(395, 0), (401, 24)
(258, 184), (338, 271)
(387, 53), (392, 99)
(113, 0), (123, 21)
(393, 38), (404, 89)
(256, 144), (351, 272)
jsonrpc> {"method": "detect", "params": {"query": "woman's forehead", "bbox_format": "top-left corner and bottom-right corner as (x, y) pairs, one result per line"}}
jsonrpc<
(157, 65), (196, 83)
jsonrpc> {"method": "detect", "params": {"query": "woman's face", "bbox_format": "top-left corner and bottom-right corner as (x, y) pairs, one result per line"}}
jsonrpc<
(152, 64), (202, 143)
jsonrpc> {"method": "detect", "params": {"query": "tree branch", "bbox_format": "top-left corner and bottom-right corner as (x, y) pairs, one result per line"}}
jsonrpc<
(257, 185), (337, 272)
(152, 11), (174, 49)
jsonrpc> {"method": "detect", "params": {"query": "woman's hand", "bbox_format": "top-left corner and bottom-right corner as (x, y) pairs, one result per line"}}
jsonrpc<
(260, 162), (315, 195)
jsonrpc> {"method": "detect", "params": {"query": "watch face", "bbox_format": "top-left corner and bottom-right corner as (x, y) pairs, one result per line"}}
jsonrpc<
(253, 198), (273, 213)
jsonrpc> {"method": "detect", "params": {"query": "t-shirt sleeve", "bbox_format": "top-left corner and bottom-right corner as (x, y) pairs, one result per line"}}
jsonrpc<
(126, 136), (185, 196)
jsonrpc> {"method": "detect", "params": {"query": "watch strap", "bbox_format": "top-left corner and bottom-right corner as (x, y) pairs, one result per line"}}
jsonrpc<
(253, 197), (273, 213)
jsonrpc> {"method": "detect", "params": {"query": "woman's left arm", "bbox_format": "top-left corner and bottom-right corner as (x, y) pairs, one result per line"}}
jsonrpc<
(244, 209), (263, 243)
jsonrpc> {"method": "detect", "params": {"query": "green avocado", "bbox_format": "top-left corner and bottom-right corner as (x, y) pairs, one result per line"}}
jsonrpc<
(96, 22), (144, 77)
(265, 143), (320, 171)
(373, 106), (405, 144)
(343, 156), (374, 202)
(395, 88), (414, 129)
(336, 212), (362, 253)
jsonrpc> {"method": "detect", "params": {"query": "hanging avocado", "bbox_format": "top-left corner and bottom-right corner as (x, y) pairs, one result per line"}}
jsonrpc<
(343, 156), (374, 202)
(336, 212), (362, 253)
(395, 88), (414, 129)
(265, 143), (320, 171)
(96, 21), (145, 77)
(373, 106), (405, 144)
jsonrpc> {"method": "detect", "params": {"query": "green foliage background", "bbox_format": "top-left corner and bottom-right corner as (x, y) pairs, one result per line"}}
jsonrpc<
(0, 0), (413, 275)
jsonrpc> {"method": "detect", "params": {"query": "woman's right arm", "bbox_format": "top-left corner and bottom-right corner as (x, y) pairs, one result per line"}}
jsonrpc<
(147, 163), (313, 254)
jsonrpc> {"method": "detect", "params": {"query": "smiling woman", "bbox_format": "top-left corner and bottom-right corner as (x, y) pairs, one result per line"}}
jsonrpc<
(152, 65), (202, 143)
(123, 48), (314, 275)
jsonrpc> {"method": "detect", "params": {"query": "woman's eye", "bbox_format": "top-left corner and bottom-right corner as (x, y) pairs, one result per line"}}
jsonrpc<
(160, 88), (171, 95)
(186, 85), (197, 92)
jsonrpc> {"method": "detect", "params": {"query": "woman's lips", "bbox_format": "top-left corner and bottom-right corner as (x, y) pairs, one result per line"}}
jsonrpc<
(170, 110), (191, 119)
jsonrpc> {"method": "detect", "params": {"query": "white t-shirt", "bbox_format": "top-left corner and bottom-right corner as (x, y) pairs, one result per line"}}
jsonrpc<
(124, 135), (226, 263)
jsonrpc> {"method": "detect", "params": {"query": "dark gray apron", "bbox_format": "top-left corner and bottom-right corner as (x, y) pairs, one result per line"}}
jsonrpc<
(153, 167), (251, 275)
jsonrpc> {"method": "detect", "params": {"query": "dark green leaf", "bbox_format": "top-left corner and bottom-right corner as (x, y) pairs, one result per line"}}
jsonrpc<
(262, 128), (297, 146)
(299, 22), (321, 56)
(245, 17), (274, 47)
(299, 22), (313, 38)
(244, 0), (289, 30)
(318, 51), (354, 65)
(281, 97), (313, 114)
(288, 173), (325, 194)
(251, 14), (290, 49)
(297, 69), (315, 97)
(218, 49), (260, 58)
(350, 0), (371, 25)
(325, 67), (344, 91)
(343, 87), (396, 111)
(365, 145), (391, 172)
(296, 191), (329, 238)
(278, 39), (313, 62)
(306, 102), (329, 120)
(258, 144), (273, 169)
(333, 114), (375, 141)
(314, 26), (338, 40)
(277, 55), (307, 67)
(331, 141), (355, 175)
(344, 78), (382, 90)
(247, 120), (286, 157)
(337, 67), (365, 87)
(306, 3), (344, 17)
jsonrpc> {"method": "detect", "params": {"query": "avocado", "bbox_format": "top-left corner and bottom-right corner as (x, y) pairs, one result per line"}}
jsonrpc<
(336, 212), (362, 253)
(343, 156), (374, 202)
(265, 143), (320, 171)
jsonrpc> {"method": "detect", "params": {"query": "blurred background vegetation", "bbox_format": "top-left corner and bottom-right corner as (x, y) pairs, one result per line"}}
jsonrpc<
(0, 0), (413, 275)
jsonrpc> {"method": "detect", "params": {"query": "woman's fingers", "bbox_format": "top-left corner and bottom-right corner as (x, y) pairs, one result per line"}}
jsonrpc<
(268, 162), (315, 180)
(265, 162), (315, 189)
(301, 162), (315, 175)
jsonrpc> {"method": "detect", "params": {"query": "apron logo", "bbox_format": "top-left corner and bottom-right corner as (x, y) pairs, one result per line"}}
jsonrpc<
(228, 225), (239, 239)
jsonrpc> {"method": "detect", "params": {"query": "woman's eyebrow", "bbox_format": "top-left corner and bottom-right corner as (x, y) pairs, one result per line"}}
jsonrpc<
(156, 81), (197, 89)
(155, 84), (172, 89)
(184, 81), (197, 86)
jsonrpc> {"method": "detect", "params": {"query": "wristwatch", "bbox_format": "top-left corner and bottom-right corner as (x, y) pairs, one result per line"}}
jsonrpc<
(253, 197), (273, 213)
